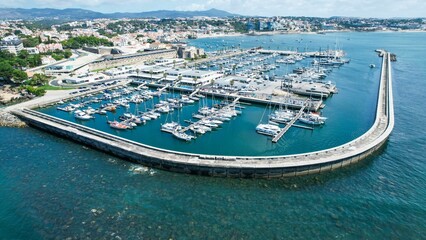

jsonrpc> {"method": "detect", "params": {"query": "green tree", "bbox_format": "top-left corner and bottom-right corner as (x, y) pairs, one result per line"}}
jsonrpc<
(28, 73), (49, 86)
(63, 50), (72, 59)
(18, 50), (30, 60)
(27, 55), (42, 67)
(22, 36), (41, 48)
(0, 61), (14, 82)
(11, 70), (28, 83)
(25, 86), (46, 96)
(62, 36), (113, 49)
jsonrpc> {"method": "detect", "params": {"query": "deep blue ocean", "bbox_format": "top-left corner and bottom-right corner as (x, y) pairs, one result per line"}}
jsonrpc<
(1, 32), (425, 239)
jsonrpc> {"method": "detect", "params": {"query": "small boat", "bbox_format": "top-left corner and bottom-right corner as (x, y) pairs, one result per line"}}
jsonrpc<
(200, 120), (219, 128)
(172, 131), (195, 141)
(145, 112), (160, 119)
(211, 115), (231, 121)
(161, 122), (182, 133)
(180, 95), (195, 104)
(298, 112), (327, 125)
(57, 105), (75, 112)
(84, 107), (96, 115)
(96, 109), (107, 115)
(103, 105), (116, 112)
(207, 118), (223, 125)
(255, 123), (281, 136)
(189, 124), (211, 134)
(269, 109), (295, 123)
(109, 121), (128, 130)
(74, 110), (93, 120)
(156, 105), (171, 113)
(370, 64), (376, 68)
(192, 114), (205, 119)
(140, 115), (151, 121)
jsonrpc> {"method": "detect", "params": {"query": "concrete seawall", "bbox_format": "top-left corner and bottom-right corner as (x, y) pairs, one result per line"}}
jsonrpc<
(12, 53), (394, 178)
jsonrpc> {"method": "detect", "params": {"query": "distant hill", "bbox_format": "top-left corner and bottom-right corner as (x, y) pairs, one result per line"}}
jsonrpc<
(0, 8), (240, 20)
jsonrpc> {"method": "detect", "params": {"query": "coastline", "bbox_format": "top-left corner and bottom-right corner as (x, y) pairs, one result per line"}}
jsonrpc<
(194, 29), (426, 40)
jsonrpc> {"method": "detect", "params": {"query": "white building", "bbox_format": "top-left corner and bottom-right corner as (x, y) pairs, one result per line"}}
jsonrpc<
(25, 47), (40, 55)
(0, 36), (24, 54)
(37, 43), (63, 53)
(162, 68), (223, 86)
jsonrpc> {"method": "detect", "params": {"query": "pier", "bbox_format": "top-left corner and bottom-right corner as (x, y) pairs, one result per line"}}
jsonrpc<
(255, 49), (345, 58)
(272, 100), (308, 143)
(189, 88), (200, 98)
(179, 96), (241, 133)
(135, 82), (147, 90)
(12, 52), (394, 178)
(158, 84), (170, 92)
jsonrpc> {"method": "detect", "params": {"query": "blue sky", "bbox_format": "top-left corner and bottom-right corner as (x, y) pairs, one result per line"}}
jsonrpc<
(1, 0), (425, 18)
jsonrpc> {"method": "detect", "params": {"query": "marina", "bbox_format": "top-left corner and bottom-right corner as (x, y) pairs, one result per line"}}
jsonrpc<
(12, 50), (394, 177)
(6, 33), (388, 157)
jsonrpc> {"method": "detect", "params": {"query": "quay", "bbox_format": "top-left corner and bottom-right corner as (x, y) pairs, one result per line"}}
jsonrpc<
(11, 52), (394, 178)
(152, 83), (322, 111)
(139, 82), (323, 111)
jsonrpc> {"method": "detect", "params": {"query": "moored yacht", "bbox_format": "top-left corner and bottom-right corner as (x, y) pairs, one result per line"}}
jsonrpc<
(255, 123), (281, 136)
(161, 122), (182, 133)
(172, 131), (195, 141)
(74, 110), (93, 120)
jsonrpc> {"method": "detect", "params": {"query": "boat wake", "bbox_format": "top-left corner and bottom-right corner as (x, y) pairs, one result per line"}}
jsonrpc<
(129, 165), (156, 176)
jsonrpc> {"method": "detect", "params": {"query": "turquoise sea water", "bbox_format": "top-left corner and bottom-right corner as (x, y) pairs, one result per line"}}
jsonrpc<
(1, 32), (426, 238)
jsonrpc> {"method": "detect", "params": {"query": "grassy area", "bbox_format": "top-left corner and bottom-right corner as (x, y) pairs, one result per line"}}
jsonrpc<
(91, 67), (114, 73)
(39, 85), (75, 91)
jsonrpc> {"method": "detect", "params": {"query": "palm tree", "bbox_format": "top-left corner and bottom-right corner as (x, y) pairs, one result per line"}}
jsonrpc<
(183, 62), (187, 69)
(163, 72), (168, 81)
(232, 64), (237, 75)
(173, 59), (176, 68)
(136, 68), (140, 77)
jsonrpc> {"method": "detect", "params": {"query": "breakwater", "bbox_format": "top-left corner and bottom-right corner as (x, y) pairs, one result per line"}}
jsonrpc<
(12, 52), (394, 178)
(0, 111), (26, 127)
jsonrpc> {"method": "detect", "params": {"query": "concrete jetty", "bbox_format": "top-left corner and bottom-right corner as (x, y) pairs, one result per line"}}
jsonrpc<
(272, 100), (307, 143)
(12, 52), (394, 178)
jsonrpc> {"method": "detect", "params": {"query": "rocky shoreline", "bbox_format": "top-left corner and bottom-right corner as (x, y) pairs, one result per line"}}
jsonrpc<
(0, 111), (26, 127)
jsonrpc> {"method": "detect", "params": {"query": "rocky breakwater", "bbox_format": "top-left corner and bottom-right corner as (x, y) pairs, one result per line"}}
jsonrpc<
(0, 110), (26, 127)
